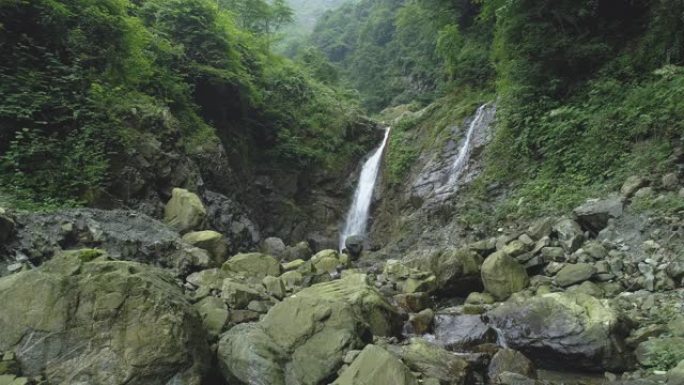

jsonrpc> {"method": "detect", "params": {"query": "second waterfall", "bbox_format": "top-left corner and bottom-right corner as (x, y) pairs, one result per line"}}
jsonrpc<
(339, 127), (391, 250)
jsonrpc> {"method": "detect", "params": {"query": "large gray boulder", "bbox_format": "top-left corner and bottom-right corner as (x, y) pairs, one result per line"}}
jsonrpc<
(488, 292), (632, 371)
(4, 209), (210, 276)
(0, 250), (210, 385)
(217, 274), (401, 385)
(573, 197), (624, 234)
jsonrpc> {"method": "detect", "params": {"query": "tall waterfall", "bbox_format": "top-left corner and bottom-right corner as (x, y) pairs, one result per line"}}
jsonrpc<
(445, 104), (489, 186)
(339, 128), (391, 250)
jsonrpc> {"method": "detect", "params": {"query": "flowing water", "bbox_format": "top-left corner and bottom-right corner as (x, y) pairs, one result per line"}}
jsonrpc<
(444, 103), (490, 186)
(339, 128), (391, 250)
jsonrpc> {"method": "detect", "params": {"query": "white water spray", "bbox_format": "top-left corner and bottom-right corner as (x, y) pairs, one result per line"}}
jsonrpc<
(339, 128), (391, 250)
(445, 104), (489, 186)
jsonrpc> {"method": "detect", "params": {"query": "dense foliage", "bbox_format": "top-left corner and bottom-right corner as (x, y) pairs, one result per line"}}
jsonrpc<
(304, 0), (684, 219)
(0, 0), (365, 208)
(305, 0), (493, 111)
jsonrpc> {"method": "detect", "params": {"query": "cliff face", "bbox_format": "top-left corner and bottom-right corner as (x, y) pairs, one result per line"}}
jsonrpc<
(368, 102), (497, 258)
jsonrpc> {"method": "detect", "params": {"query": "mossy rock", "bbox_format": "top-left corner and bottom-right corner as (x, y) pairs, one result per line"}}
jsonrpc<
(0, 250), (210, 385)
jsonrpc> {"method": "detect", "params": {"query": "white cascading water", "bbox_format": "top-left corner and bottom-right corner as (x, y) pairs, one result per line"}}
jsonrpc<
(339, 128), (391, 250)
(445, 104), (489, 186)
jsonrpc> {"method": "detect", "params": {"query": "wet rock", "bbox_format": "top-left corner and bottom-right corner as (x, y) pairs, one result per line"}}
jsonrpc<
(573, 197), (624, 234)
(488, 349), (536, 382)
(434, 313), (496, 350)
(555, 263), (596, 287)
(388, 338), (471, 385)
(488, 292), (632, 371)
(164, 187), (207, 233)
(261, 237), (286, 259)
(481, 251), (529, 300)
(0, 250), (210, 384)
(222, 253), (282, 279)
(344, 235), (364, 259)
(182, 230), (228, 265)
(332, 345), (418, 385)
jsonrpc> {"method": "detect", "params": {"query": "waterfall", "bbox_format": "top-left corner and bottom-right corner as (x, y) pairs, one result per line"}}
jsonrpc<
(339, 128), (391, 250)
(445, 104), (489, 186)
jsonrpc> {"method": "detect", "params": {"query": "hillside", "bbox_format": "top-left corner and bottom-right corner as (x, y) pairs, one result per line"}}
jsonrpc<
(0, 1), (683, 385)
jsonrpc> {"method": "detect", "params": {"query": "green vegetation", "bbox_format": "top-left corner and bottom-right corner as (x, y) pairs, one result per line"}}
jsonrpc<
(308, 0), (494, 112)
(0, 0), (366, 209)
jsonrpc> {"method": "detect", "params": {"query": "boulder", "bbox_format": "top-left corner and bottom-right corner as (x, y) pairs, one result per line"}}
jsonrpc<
(555, 263), (596, 287)
(7, 209), (213, 276)
(221, 278), (263, 309)
(217, 274), (401, 385)
(465, 292), (495, 305)
(621, 176), (648, 198)
(344, 235), (364, 259)
(408, 309), (434, 335)
(311, 249), (346, 274)
(282, 241), (313, 262)
(394, 293), (433, 313)
(488, 292), (631, 371)
(405, 248), (483, 295)
(662, 172), (679, 190)
(481, 251), (529, 300)
(195, 296), (229, 338)
(182, 230), (228, 265)
(552, 219), (585, 252)
(488, 349), (536, 382)
(572, 197), (624, 234)
(262, 275), (286, 299)
(223, 253), (281, 279)
(261, 237), (286, 259)
(435, 313), (496, 350)
(332, 345), (418, 385)
(635, 337), (684, 368)
(527, 217), (555, 240)
(0, 209), (15, 245)
(0, 250), (210, 385)
(387, 338), (470, 385)
(668, 360), (684, 385)
(203, 190), (260, 254)
(164, 188), (207, 233)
